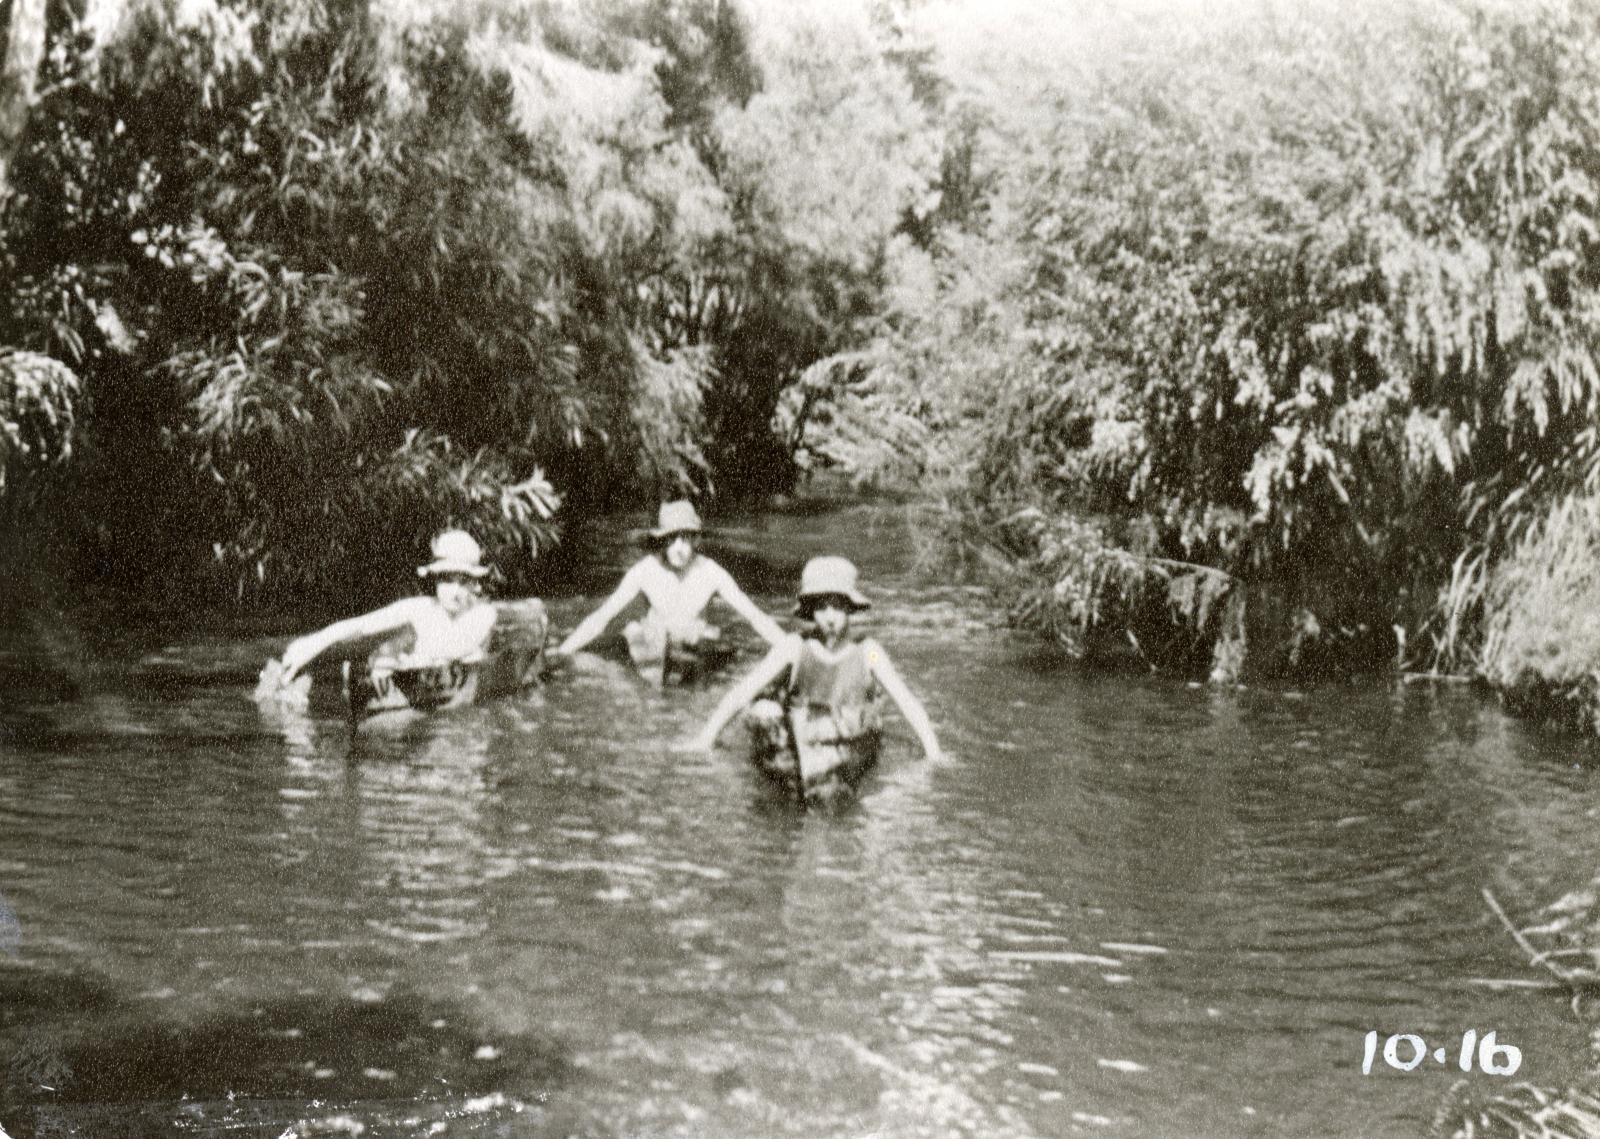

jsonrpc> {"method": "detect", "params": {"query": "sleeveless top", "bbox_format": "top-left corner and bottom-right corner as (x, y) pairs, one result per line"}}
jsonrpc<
(787, 637), (880, 734)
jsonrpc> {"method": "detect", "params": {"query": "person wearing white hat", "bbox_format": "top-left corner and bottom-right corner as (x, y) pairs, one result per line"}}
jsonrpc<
(277, 529), (500, 682)
(553, 500), (784, 663)
(679, 555), (942, 761)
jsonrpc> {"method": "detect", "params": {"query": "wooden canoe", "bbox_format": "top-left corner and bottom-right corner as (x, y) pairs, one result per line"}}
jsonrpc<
(343, 598), (549, 721)
(623, 619), (736, 685)
(745, 702), (881, 805)
(254, 599), (549, 721)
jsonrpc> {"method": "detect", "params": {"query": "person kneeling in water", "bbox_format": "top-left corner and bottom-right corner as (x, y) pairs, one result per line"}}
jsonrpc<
(678, 555), (942, 761)
(276, 529), (499, 683)
(553, 500), (783, 663)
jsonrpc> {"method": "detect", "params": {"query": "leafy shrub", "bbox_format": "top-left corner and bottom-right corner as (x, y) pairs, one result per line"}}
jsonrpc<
(0, 348), (80, 499)
(796, 0), (1600, 682)
(1432, 1081), (1600, 1139)
(0, 0), (939, 603)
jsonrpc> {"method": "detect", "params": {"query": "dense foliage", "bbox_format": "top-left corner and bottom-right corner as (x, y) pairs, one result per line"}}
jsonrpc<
(796, 0), (1600, 683)
(0, 0), (932, 603)
(5, 0), (1599, 693)
(0, 349), (77, 495)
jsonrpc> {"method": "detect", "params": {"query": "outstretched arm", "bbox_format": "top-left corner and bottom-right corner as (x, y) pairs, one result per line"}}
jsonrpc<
(679, 637), (796, 751)
(863, 639), (943, 761)
(556, 563), (646, 657)
(280, 601), (415, 681)
(712, 566), (786, 646)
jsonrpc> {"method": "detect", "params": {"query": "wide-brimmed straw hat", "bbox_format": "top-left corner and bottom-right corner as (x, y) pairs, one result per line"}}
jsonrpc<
(417, 529), (490, 578)
(793, 555), (870, 614)
(648, 500), (704, 541)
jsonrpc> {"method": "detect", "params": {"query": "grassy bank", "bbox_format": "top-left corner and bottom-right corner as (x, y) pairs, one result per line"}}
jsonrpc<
(1477, 494), (1600, 734)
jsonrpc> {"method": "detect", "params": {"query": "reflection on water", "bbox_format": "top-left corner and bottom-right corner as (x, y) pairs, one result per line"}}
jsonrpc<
(4, 503), (1600, 1137)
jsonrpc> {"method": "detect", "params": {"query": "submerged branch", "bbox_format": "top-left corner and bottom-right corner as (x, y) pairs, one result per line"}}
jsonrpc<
(1483, 888), (1573, 985)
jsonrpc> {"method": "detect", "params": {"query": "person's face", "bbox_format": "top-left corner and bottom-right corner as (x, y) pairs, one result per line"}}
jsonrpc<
(433, 572), (479, 615)
(663, 532), (696, 570)
(809, 595), (851, 641)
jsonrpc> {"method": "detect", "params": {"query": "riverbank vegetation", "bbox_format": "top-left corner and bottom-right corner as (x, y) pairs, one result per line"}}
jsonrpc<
(4, 0), (1600, 717)
(793, 0), (1600, 701)
(0, 0), (933, 605)
(1437, 885), (1600, 1139)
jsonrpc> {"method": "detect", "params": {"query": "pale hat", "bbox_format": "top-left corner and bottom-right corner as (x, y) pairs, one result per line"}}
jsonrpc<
(794, 555), (870, 613)
(648, 500), (704, 540)
(417, 529), (490, 578)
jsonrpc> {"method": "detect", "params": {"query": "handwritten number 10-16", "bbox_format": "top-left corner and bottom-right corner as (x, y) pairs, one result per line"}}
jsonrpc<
(1361, 1031), (1521, 1075)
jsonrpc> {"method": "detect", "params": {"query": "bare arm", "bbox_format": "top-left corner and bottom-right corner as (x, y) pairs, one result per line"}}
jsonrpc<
(556, 562), (646, 657)
(863, 639), (943, 761)
(679, 636), (797, 751)
(711, 565), (785, 646)
(280, 600), (416, 680)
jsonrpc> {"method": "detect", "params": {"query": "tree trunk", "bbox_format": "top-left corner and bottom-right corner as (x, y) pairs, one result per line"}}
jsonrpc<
(1208, 587), (1247, 685)
(0, 0), (50, 206)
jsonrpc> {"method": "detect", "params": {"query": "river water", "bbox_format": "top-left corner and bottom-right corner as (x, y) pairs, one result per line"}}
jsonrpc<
(3, 501), (1599, 1138)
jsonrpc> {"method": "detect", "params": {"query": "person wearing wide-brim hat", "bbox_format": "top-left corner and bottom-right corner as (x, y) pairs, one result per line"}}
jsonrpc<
(276, 528), (500, 682)
(678, 555), (943, 761)
(553, 500), (784, 664)
(789, 555), (871, 616)
(647, 499), (704, 545)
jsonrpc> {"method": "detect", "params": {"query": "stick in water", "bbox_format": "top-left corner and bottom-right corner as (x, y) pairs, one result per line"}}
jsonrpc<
(1482, 888), (1571, 983)
(790, 708), (806, 811)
